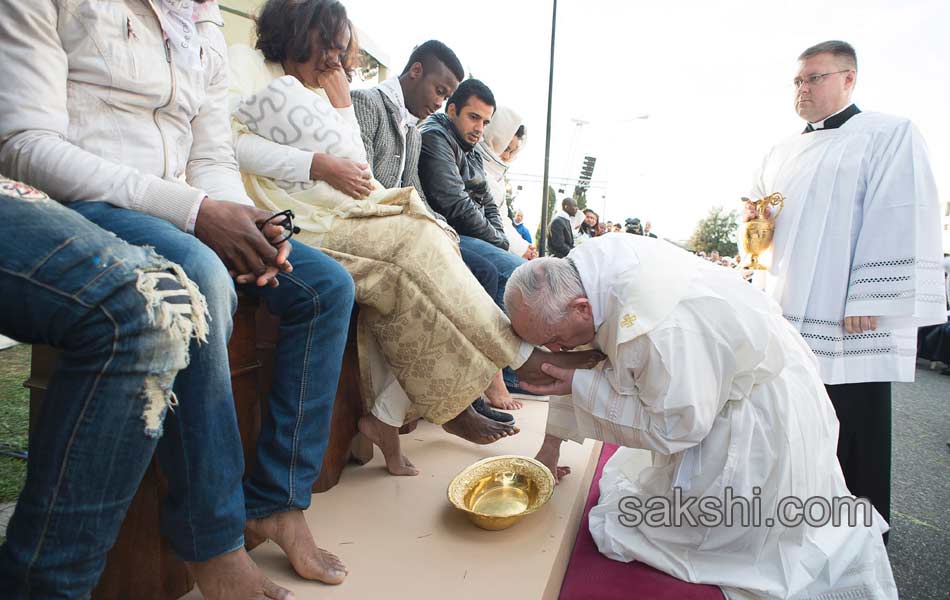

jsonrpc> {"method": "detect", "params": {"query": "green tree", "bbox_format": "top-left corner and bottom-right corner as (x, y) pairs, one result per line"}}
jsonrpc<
(573, 187), (588, 210)
(688, 206), (739, 257)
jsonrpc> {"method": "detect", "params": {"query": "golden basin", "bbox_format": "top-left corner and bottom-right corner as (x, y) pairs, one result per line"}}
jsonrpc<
(447, 455), (555, 531)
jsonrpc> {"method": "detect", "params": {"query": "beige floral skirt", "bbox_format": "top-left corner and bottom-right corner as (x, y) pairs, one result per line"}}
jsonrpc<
(301, 211), (520, 425)
(245, 174), (521, 424)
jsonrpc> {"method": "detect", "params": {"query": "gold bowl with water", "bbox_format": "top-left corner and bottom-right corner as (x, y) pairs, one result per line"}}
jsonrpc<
(447, 455), (556, 530)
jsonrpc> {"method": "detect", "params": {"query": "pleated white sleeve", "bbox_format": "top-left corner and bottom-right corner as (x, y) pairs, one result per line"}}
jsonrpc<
(547, 325), (733, 455)
(845, 120), (946, 326)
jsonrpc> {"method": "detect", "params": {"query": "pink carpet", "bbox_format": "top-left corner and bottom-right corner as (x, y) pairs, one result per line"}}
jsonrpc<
(559, 444), (724, 600)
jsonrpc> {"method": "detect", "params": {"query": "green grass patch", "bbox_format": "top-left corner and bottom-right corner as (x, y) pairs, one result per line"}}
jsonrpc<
(0, 343), (30, 504)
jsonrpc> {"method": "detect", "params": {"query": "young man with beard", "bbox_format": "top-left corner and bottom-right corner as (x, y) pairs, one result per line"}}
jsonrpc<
(419, 79), (526, 309)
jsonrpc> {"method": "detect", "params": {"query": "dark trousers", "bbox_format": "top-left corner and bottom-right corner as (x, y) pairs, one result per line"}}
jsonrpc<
(825, 381), (891, 543)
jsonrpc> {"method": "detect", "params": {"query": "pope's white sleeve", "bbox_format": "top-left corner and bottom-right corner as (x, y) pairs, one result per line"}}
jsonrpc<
(545, 394), (585, 444)
(548, 327), (731, 454)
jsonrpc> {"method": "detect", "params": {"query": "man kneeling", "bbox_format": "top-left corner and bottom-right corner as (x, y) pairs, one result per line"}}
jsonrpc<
(505, 234), (897, 599)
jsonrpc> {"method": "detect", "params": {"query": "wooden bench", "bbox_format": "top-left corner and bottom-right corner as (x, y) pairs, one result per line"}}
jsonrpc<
(25, 294), (373, 600)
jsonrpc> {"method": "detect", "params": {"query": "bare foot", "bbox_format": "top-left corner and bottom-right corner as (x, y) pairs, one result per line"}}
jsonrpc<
(358, 414), (420, 476)
(443, 405), (519, 444)
(245, 510), (347, 585)
(484, 370), (523, 410)
(516, 348), (606, 385)
(189, 547), (294, 600)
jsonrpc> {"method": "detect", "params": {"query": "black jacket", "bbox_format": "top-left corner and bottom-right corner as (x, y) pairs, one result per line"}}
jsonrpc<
(548, 215), (574, 258)
(418, 113), (508, 249)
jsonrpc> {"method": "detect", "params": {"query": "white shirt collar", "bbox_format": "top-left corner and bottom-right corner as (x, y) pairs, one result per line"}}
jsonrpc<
(378, 77), (418, 129)
(808, 103), (851, 129)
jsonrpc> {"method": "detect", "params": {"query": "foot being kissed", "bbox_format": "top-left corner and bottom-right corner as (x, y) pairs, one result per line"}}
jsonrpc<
(515, 348), (605, 386)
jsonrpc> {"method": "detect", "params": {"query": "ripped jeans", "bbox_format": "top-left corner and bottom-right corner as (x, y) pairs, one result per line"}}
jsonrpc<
(0, 193), (205, 598)
(71, 201), (354, 563)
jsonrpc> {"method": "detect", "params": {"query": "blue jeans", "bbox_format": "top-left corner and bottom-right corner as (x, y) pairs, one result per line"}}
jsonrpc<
(458, 236), (526, 310)
(459, 244), (498, 299)
(0, 194), (199, 598)
(71, 202), (354, 562)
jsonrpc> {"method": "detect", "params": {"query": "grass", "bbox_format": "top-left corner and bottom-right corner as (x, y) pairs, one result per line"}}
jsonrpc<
(0, 343), (30, 505)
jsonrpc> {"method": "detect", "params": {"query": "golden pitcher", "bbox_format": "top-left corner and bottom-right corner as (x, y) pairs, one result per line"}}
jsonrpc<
(740, 193), (785, 270)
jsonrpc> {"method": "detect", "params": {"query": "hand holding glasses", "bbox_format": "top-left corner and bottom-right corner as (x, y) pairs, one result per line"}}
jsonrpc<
(257, 209), (301, 246)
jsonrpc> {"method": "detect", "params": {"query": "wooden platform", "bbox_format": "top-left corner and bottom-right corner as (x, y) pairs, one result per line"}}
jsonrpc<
(180, 399), (602, 600)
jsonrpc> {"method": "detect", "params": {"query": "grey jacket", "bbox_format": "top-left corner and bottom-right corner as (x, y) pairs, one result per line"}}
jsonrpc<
(351, 87), (427, 200)
(418, 113), (509, 250)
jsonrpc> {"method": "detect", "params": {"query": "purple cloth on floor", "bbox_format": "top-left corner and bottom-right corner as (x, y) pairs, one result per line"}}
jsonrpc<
(559, 443), (724, 600)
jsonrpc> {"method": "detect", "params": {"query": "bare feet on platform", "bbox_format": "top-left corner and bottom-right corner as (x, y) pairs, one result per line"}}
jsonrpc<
(245, 510), (348, 585)
(515, 348), (606, 385)
(484, 370), (522, 410)
(358, 414), (420, 476)
(189, 547), (294, 600)
(443, 405), (519, 444)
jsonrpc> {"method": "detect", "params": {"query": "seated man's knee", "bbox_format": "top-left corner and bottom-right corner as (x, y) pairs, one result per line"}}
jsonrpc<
(122, 262), (209, 436)
(135, 263), (210, 349)
(325, 261), (355, 311)
(174, 243), (237, 320)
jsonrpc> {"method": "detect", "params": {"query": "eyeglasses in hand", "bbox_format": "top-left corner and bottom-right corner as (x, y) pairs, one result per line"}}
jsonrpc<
(258, 209), (301, 246)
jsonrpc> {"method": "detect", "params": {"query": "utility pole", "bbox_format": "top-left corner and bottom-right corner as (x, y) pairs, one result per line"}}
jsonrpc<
(538, 0), (557, 257)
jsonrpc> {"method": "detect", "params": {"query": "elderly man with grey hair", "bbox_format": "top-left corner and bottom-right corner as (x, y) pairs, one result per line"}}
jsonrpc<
(503, 234), (897, 599)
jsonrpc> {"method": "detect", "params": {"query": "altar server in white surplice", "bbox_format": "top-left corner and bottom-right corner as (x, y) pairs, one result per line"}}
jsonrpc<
(745, 41), (946, 537)
(504, 235), (897, 600)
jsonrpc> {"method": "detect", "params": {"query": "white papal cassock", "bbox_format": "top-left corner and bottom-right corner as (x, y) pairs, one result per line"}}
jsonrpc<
(749, 111), (946, 384)
(547, 235), (897, 599)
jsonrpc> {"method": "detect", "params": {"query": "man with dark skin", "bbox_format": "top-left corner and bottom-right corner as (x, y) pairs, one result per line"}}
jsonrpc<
(548, 198), (578, 258)
(352, 40), (463, 194)
(0, 1), (357, 597)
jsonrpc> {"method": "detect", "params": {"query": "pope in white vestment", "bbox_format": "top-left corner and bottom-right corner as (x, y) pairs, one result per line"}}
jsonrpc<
(504, 235), (897, 599)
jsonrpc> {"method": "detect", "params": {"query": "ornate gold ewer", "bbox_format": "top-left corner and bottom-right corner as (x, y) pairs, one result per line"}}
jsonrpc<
(740, 193), (785, 270)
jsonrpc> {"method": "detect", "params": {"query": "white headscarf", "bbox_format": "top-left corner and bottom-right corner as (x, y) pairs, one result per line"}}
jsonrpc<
(157, 0), (203, 71)
(480, 105), (524, 159)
